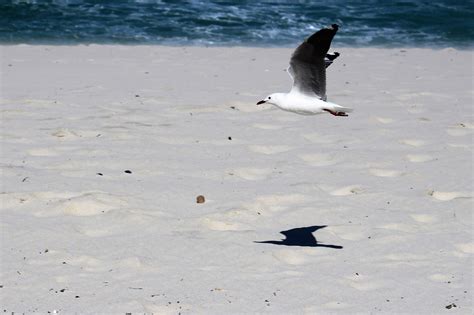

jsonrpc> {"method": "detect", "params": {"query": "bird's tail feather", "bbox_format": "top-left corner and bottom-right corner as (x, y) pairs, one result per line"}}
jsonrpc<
(330, 104), (353, 113)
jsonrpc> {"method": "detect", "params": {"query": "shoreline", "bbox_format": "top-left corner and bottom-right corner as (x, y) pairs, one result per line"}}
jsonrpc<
(2, 43), (473, 50)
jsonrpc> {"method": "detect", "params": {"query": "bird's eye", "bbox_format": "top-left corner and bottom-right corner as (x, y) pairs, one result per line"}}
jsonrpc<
(268, 96), (271, 99)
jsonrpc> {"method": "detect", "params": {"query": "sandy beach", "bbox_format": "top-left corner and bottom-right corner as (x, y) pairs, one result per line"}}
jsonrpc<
(1, 45), (472, 313)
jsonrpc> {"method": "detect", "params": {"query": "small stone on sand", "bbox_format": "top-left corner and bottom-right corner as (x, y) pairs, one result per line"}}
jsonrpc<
(196, 195), (205, 203)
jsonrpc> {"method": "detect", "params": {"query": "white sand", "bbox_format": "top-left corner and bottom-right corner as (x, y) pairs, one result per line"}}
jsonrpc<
(1, 45), (472, 313)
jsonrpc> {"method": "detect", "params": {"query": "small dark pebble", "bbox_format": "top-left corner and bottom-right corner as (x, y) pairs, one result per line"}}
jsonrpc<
(196, 195), (205, 204)
(355, 273), (359, 276)
(0, 285), (3, 288)
(445, 303), (457, 309)
(75, 296), (80, 298)
(135, 94), (140, 97)
(124, 170), (132, 174)
(97, 173), (103, 176)
(60, 289), (65, 292)
(265, 299), (269, 302)
(44, 249), (49, 253)
(228, 136), (232, 140)
(230, 106), (236, 109)
(62, 261), (67, 264)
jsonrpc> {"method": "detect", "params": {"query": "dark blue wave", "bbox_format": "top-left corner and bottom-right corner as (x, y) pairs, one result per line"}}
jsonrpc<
(1, 0), (473, 47)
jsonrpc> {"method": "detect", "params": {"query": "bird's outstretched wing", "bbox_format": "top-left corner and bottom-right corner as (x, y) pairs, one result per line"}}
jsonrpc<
(288, 24), (339, 100)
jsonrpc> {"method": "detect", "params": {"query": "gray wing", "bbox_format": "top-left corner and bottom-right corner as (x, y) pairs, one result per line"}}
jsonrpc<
(289, 24), (339, 99)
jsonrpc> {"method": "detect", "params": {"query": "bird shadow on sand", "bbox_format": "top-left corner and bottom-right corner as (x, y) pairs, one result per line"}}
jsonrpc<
(254, 225), (343, 249)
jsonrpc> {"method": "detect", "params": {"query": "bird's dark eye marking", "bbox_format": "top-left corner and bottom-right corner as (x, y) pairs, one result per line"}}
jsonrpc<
(268, 96), (271, 99)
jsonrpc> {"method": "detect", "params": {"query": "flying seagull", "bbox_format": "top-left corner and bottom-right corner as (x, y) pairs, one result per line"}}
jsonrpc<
(256, 24), (352, 116)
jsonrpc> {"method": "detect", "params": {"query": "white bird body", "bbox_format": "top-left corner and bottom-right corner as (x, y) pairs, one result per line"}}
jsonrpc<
(257, 24), (353, 117)
(265, 91), (351, 116)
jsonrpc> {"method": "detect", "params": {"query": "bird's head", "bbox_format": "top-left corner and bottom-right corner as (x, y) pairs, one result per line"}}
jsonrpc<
(256, 93), (281, 106)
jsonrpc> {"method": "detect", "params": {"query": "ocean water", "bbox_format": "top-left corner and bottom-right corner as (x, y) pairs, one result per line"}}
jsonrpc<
(1, 0), (473, 47)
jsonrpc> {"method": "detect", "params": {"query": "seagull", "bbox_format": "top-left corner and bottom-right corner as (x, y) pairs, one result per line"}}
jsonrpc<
(256, 24), (352, 117)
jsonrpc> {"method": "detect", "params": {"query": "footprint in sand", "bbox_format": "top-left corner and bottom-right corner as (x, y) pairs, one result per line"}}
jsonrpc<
(155, 136), (194, 145)
(272, 249), (308, 265)
(252, 123), (283, 130)
(379, 223), (417, 233)
(299, 153), (339, 167)
(329, 185), (364, 196)
(446, 128), (472, 137)
(325, 226), (367, 241)
(0, 192), (33, 209)
(201, 208), (257, 231)
(448, 143), (471, 149)
(455, 243), (474, 254)
(74, 211), (147, 237)
(399, 139), (425, 147)
(51, 129), (81, 139)
(428, 274), (457, 283)
(369, 168), (403, 177)
(27, 148), (58, 157)
(34, 192), (126, 217)
(246, 194), (307, 213)
(410, 214), (438, 223)
(428, 190), (471, 201)
(248, 145), (292, 155)
(233, 167), (272, 180)
(342, 274), (384, 291)
(201, 218), (248, 231)
(446, 122), (474, 137)
(374, 117), (394, 124)
(317, 301), (349, 310)
(405, 154), (435, 163)
(407, 105), (425, 114)
(302, 132), (338, 144)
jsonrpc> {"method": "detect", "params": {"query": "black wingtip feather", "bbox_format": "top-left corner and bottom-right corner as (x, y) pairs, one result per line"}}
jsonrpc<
(305, 24), (339, 57)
